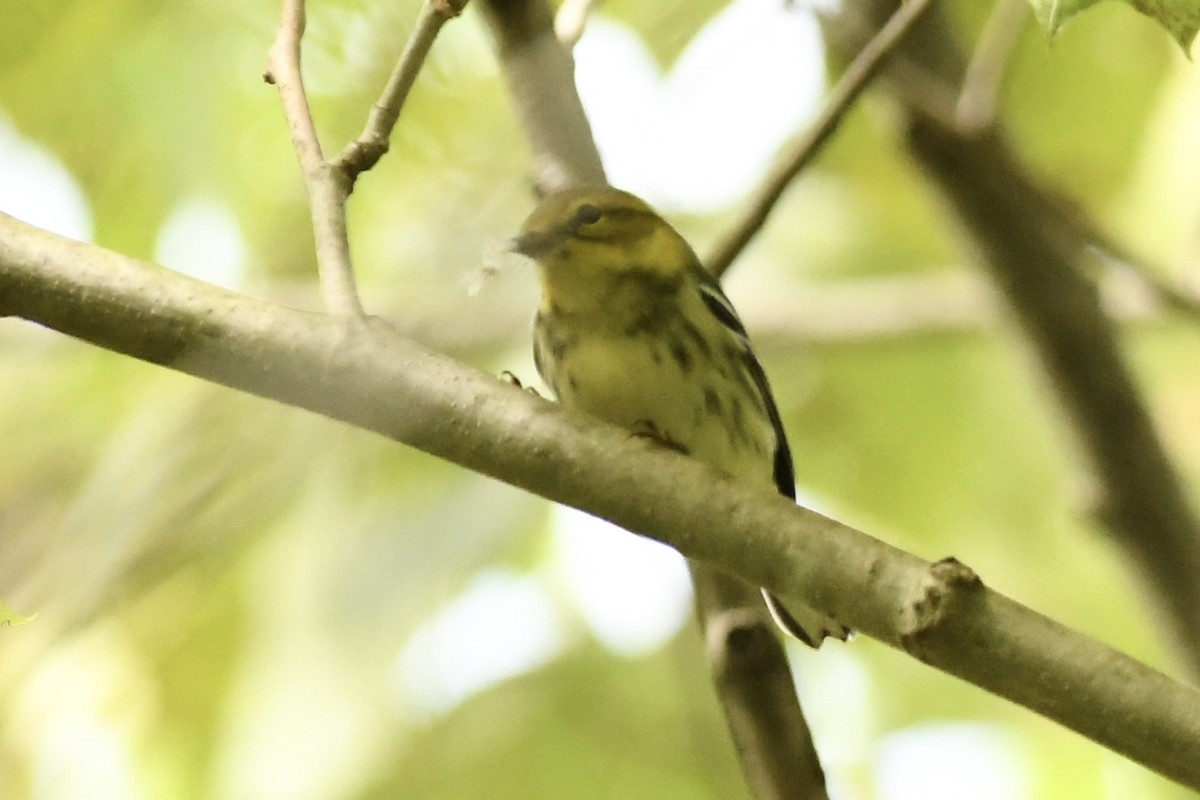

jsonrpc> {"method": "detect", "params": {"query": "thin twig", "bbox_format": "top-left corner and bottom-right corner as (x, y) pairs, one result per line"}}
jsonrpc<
(554, 0), (604, 47)
(265, 0), (469, 317)
(265, 0), (366, 319)
(706, 0), (936, 278)
(1130, 264), (1200, 324)
(1089, 238), (1200, 327)
(337, 0), (470, 181)
(964, 172), (1200, 326)
(955, 0), (1028, 130)
(264, 0), (323, 169)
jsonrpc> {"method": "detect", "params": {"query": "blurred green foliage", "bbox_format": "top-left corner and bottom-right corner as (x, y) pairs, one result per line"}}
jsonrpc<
(2, 1), (1199, 799)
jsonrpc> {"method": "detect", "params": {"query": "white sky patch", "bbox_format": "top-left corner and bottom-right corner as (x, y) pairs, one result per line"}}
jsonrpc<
(552, 505), (693, 657)
(155, 198), (247, 289)
(574, 0), (826, 213)
(392, 569), (566, 719)
(876, 722), (1032, 800)
(0, 112), (92, 241)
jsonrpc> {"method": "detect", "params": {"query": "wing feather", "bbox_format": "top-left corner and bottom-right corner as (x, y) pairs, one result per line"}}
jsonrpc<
(694, 272), (796, 500)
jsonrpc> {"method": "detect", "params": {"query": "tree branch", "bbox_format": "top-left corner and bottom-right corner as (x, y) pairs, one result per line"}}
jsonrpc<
(336, 0), (471, 180)
(706, 0), (936, 278)
(690, 564), (829, 800)
(476, 0), (606, 194)
(3, 212), (1200, 789)
(264, 0), (469, 317)
(264, 0), (366, 319)
(1089, 234), (1200, 327)
(954, 0), (1027, 130)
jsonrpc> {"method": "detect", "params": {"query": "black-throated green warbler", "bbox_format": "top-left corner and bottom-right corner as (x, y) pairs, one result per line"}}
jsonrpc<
(512, 186), (847, 648)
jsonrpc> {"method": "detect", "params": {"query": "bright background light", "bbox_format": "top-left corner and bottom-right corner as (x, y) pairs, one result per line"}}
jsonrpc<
(876, 722), (1032, 800)
(551, 505), (694, 657)
(392, 570), (566, 718)
(575, 0), (827, 212)
(155, 198), (247, 290)
(0, 113), (92, 241)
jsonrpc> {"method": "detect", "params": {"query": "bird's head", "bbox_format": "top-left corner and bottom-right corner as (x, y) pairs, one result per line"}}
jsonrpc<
(512, 186), (696, 313)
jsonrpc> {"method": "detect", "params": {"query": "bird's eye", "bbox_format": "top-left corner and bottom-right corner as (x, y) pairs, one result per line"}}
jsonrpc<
(572, 204), (603, 227)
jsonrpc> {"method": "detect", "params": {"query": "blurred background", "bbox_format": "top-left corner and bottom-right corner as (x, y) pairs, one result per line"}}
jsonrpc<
(1, 0), (1199, 798)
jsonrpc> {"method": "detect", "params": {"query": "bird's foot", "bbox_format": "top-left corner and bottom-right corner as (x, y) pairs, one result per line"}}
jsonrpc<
(630, 420), (689, 455)
(500, 371), (544, 398)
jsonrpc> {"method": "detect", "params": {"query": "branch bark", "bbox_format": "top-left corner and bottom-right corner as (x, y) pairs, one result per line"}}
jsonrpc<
(552, 0), (603, 47)
(3, 212), (1200, 788)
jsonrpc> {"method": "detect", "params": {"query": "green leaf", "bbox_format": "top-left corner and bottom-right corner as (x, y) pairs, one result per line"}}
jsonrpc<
(0, 601), (34, 627)
(1029, 0), (1200, 51)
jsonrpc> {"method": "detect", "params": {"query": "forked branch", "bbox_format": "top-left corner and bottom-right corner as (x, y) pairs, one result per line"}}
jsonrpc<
(264, 0), (470, 317)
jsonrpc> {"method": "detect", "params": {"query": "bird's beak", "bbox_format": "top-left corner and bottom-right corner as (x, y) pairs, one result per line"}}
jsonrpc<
(510, 229), (552, 259)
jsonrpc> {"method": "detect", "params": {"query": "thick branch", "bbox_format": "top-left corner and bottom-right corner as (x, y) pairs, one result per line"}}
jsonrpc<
(3, 214), (1200, 789)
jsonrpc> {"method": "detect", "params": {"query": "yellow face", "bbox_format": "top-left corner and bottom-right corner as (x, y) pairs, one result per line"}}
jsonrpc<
(512, 186), (695, 314)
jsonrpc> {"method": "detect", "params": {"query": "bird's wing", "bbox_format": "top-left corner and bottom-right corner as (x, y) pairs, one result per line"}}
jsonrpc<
(693, 270), (796, 500)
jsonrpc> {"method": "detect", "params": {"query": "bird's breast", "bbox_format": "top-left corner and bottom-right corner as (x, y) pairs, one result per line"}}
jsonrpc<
(534, 312), (776, 486)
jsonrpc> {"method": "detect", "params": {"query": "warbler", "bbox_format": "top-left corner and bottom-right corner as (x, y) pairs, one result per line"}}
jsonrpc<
(512, 185), (847, 647)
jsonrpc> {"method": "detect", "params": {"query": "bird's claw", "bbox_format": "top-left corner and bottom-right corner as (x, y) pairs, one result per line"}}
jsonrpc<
(630, 420), (689, 454)
(500, 371), (544, 398)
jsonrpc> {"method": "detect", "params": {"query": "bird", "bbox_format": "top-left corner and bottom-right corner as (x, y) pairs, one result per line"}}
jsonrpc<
(510, 185), (848, 648)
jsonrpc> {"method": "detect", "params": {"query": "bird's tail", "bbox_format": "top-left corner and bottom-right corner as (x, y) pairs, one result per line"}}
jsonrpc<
(763, 590), (851, 648)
